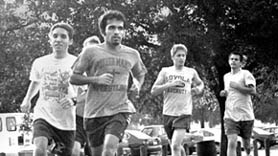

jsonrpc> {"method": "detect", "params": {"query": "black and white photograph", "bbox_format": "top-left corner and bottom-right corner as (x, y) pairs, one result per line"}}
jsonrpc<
(0, 0), (278, 156)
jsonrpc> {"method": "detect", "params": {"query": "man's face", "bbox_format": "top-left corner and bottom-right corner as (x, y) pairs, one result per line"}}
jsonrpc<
(49, 27), (72, 52)
(172, 50), (186, 67)
(229, 54), (242, 69)
(104, 18), (125, 46)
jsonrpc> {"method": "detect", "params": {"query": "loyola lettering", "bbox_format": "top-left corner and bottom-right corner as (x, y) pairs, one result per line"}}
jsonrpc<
(166, 75), (190, 82)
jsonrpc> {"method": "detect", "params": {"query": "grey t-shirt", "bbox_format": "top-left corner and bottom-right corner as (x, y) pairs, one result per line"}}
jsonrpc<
(73, 44), (147, 118)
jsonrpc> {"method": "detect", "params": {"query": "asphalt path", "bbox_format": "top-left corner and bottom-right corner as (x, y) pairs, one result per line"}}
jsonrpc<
(162, 146), (278, 156)
(189, 147), (278, 156)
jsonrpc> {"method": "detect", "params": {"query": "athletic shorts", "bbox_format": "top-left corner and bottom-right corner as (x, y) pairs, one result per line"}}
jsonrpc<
(84, 113), (131, 147)
(224, 118), (254, 139)
(33, 119), (75, 156)
(163, 115), (191, 140)
(75, 115), (88, 146)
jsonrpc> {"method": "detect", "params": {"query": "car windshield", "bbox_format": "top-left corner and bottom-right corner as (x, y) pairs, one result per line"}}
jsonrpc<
(142, 128), (153, 136)
(203, 131), (214, 137)
(253, 127), (272, 135)
(127, 130), (151, 139)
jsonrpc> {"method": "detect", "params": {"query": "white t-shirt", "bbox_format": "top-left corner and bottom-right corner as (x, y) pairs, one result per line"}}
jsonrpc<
(30, 54), (77, 130)
(224, 69), (256, 121)
(158, 66), (198, 116)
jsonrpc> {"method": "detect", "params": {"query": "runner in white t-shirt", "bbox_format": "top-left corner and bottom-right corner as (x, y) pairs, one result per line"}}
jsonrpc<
(21, 22), (77, 156)
(151, 44), (204, 156)
(220, 52), (256, 156)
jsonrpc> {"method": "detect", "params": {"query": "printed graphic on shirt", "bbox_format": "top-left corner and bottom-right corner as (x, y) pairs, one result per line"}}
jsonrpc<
(165, 74), (191, 94)
(93, 57), (132, 92)
(166, 75), (191, 82)
(41, 66), (72, 102)
(93, 84), (127, 92)
(95, 57), (132, 70)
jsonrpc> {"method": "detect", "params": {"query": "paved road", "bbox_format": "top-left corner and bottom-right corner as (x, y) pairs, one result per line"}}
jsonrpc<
(188, 149), (278, 156)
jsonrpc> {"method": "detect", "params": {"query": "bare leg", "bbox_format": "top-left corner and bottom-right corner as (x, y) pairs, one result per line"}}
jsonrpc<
(90, 145), (103, 156)
(33, 136), (48, 156)
(171, 129), (187, 156)
(102, 134), (119, 156)
(180, 145), (186, 156)
(72, 141), (82, 156)
(242, 138), (251, 156)
(227, 134), (238, 156)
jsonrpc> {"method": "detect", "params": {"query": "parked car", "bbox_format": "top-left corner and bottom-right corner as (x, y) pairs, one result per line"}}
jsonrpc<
(118, 129), (162, 156)
(0, 113), (33, 155)
(263, 126), (278, 137)
(191, 128), (254, 153)
(141, 125), (203, 156)
(0, 113), (62, 156)
(253, 126), (278, 148)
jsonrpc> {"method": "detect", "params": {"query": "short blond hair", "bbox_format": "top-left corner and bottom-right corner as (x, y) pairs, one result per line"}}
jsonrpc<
(170, 44), (188, 57)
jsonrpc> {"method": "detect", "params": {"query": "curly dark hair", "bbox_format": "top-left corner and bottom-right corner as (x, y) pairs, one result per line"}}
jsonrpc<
(98, 10), (126, 36)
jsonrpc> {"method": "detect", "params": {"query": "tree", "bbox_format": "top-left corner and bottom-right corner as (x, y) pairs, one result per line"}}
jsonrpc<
(0, 1), (49, 112)
(1, 2), (278, 155)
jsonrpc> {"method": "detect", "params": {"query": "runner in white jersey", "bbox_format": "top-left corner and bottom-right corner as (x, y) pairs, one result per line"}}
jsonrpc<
(21, 22), (77, 156)
(220, 52), (256, 156)
(70, 10), (147, 156)
(151, 44), (204, 156)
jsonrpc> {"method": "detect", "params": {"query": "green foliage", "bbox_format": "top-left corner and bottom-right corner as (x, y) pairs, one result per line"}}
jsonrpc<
(253, 65), (278, 124)
(19, 113), (33, 132)
(1, 0), (278, 130)
(0, 1), (49, 112)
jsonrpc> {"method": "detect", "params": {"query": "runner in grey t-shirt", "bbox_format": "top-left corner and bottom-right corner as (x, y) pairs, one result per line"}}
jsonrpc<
(70, 10), (147, 156)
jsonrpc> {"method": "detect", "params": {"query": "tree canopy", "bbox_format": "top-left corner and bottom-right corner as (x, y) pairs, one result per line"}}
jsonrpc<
(1, 0), (277, 135)
(1, 1), (278, 155)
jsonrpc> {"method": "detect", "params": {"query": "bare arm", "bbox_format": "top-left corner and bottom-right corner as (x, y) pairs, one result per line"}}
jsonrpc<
(70, 46), (113, 86)
(133, 74), (145, 92)
(70, 72), (114, 86)
(191, 70), (204, 95)
(151, 70), (166, 96)
(21, 81), (40, 113)
(151, 81), (174, 96)
(151, 71), (184, 96)
(220, 75), (228, 97)
(70, 73), (98, 85)
(230, 82), (256, 95)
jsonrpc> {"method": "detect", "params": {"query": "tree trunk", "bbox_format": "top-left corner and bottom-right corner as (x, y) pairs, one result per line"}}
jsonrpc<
(200, 108), (205, 128)
(214, 62), (229, 156)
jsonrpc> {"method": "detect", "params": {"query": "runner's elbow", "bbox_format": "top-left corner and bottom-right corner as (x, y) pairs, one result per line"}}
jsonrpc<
(69, 74), (79, 85)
